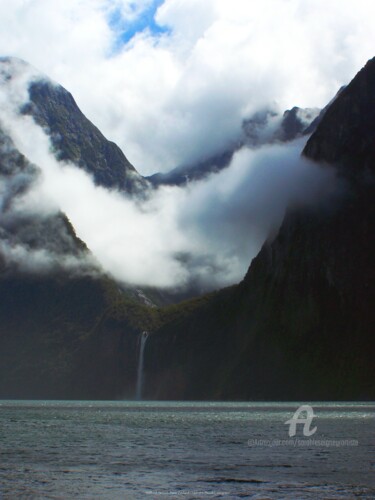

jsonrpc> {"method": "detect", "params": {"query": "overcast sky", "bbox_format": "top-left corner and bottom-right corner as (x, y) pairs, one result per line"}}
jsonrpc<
(0, 0), (375, 174)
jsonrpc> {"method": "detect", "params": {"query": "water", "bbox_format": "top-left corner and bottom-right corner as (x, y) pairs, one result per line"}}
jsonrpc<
(0, 401), (374, 499)
(135, 331), (148, 401)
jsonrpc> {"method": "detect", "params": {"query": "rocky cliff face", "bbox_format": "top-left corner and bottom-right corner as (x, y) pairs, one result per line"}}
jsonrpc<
(279, 106), (320, 141)
(22, 79), (147, 193)
(144, 58), (375, 401)
(0, 56), (147, 193)
(303, 58), (375, 173)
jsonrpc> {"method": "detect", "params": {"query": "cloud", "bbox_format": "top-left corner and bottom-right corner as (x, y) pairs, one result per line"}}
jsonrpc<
(0, 67), (98, 277)
(0, 136), (97, 277)
(3, 115), (193, 287)
(0, 0), (374, 174)
(0, 238), (95, 276)
(173, 139), (338, 288)
(2, 102), (337, 289)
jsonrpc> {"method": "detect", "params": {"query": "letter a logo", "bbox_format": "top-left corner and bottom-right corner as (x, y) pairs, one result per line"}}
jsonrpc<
(285, 405), (317, 437)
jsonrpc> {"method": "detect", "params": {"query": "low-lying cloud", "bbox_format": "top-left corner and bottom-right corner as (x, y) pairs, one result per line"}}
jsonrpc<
(0, 48), (338, 291)
(0, 132), (97, 277)
(3, 110), (337, 289)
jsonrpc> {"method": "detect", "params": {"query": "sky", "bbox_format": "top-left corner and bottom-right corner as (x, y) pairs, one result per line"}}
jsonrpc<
(0, 0), (375, 174)
(109, 0), (168, 47)
(0, 0), (373, 290)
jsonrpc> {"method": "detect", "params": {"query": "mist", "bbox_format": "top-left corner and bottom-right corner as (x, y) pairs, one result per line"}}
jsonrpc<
(2, 109), (337, 289)
(0, 131), (97, 276)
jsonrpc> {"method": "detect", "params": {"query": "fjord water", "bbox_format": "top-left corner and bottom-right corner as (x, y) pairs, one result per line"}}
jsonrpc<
(0, 402), (374, 499)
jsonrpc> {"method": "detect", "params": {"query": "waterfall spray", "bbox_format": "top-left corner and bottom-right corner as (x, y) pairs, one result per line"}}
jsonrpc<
(135, 331), (148, 400)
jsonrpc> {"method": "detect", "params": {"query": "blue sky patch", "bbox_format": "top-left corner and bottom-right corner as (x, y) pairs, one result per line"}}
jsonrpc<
(109, 0), (169, 51)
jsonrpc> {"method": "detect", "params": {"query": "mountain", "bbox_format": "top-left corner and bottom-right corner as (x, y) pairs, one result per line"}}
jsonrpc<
(147, 149), (235, 187)
(0, 57), (147, 193)
(242, 106), (321, 145)
(148, 106), (320, 187)
(143, 58), (375, 400)
(278, 106), (321, 141)
(303, 63), (375, 171)
(0, 126), (155, 399)
(1, 56), (374, 401)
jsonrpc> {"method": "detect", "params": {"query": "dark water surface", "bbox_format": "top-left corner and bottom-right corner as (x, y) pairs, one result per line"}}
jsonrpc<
(0, 401), (374, 499)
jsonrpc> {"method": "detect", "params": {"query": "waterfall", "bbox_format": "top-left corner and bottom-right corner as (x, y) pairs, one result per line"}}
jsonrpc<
(135, 331), (148, 400)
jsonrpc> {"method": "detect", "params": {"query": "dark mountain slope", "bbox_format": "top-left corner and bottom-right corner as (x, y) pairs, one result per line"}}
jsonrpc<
(22, 79), (147, 193)
(144, 58), (375, 400)
(304, 58), (375, 172)
(0, 55), (147, 193)
(0, 271), (157, 399)
(0, 128), (155, 399)
(147, 149), (235, 187)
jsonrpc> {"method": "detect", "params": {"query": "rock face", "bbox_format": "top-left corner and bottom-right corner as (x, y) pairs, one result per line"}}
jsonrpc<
(144, 58), (375, 401)
(243, 106), (321, 145)
(279, 106), (320, 141)
(304, 58), (375, 173)
(23, 78), (147, 193)
(0, 56), (147, 193)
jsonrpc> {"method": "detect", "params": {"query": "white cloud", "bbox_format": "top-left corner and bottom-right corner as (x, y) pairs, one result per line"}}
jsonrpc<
(2, 109), (193, 287)
(2, 101), (337, 289)
(111, 0), (156, 22)
(0, 238), (96, 276)
(0, 0), (374, 174)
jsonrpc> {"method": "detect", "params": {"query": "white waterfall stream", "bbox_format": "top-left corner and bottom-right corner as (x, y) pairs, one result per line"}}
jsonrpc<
(135, 331), (148, 400)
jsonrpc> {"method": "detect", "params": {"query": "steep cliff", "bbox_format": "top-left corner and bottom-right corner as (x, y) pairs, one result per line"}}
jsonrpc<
(144, 58), (375, 401)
